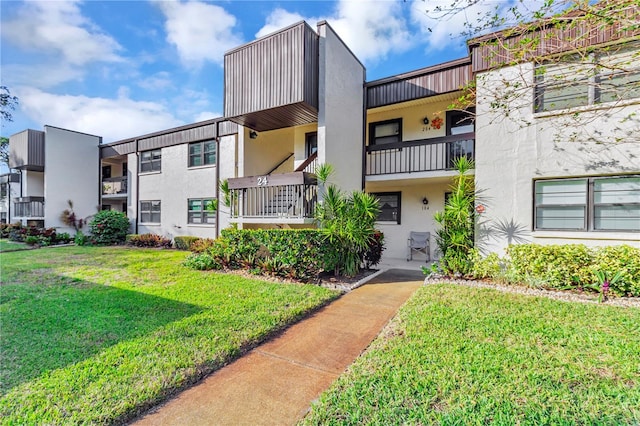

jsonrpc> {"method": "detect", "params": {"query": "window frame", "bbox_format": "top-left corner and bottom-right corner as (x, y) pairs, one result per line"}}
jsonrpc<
(187, 198), (217, 225)
(369, 118), (402, 146)
(139, 200), (161, 224)
(188, 140), (217, 168)
(371, 191), (402, 224)
(534, 45), (640, 113)
(139, 149), (162, 173)
(533, 175), (640, 232)
(305, 132), (318, 157)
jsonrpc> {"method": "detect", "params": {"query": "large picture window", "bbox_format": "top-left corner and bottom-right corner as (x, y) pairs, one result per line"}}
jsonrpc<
(140, 149), (161, 173)
(369, 119), (402, 146)
(140, 200), (161, 223)
(535, 43), (640, 113)
(534, 176), (639, 232)
(189, 140), (216, 167)
(188, 198), (216, 225)
(372, 192), (401, 224)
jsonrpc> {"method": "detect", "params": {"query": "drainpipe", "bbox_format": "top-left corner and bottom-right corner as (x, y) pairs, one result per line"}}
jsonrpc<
(135, 139), (139, 235)
(215, 121), (220, 239)
(361, 78), (367, 191)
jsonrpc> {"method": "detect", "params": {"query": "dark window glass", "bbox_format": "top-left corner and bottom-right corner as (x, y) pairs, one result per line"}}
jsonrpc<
(140, 150), (161, 172)
(189, 140), (216, 167)
(372, 192), (401, 224)
(370, 119), (401, 146)
(140, 200), (161, 223)
(188, 198), (216, 224)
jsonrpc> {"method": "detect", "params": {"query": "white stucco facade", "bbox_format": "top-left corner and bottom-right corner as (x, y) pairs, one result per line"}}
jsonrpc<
(475, 63), (640, 255)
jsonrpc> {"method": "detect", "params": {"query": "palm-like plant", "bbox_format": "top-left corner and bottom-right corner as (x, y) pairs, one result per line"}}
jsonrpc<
(433, 156), (476, 276)
(315, 165), (380, 277)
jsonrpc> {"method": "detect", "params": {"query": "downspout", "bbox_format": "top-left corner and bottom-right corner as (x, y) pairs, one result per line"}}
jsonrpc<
(361, 79), (367, 191)
(134, 139), (139, 234)
(215, 121), (220, 239)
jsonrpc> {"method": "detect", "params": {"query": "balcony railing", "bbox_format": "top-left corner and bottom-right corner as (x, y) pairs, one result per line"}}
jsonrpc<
(14, 198), (44, 218)
(102, 176), (128, 196)
(228, 172), (317, 220)
(366, 132), (475, 176)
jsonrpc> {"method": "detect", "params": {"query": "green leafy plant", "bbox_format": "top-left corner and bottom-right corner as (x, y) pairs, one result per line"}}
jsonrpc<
(433, 157), (476, 277)
(315, 164), (381, 277)
(126, 233), (172, 248)
(88, 210), (130, 245)
(174, 236), (200, 250)
(470, 250), (502, 279)
(74, 230), (88, 246)
(25, 236), (39, 246)
(593, 270), (624, 302)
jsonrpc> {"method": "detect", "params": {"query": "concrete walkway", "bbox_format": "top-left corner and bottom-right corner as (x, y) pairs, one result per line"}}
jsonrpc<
(133, 269), (424, 426)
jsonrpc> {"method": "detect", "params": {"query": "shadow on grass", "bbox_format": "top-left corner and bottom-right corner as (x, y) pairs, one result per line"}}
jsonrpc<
(0, 276), (201, 395)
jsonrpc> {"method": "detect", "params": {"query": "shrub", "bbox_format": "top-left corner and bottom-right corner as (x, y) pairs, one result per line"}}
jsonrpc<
(74, 230), (88, 246)
(89, 210), (130, 245)
(25, 236), (40, 246)
(362, 231), (385, 269)
(471, 250), (502, 279)
(189, 238), (217, 253)
(183, 253), (220, 270)
(174, 236), (200, 250)
(126, 233), (172, 248)
(506, 244), (593, 288)
(8, 225), (26, 242)
(184, 229), (341, 282)
(591, 245), (640, 297)
(56, 232), (72, 244)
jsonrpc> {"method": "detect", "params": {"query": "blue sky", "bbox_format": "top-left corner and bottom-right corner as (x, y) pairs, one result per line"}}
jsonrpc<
(1, 0), (535, 145)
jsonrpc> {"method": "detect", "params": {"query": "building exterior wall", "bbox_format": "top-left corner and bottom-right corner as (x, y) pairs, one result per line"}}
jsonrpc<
(475, 62), (640, 255)
(366, 179), (451, 261)
(43, 126), (101, 233)
(136, 143), (218, 239)
(317, 22), (365, 192)
(23, 170), (44, 197)
(366, 99), (451, 143)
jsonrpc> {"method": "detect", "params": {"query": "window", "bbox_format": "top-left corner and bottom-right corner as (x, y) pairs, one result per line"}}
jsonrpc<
(372, 192), (401, 224)
(369, 119), (402, 146)
(446, 109), (475, 168)
(0, 183), (7, 199)
(101, 205), (112, 211)
(140, 200), (161, 223)
(188, 198), (216, 225)
(140, 149), (161, 173)
(122, 162), (127, 176)
(102, 165), (112, 179)
(189, 140), (216, 167)
(305, 132), (318, 157)
(534, 176), (639, 232)
(535, 43), (640, 112)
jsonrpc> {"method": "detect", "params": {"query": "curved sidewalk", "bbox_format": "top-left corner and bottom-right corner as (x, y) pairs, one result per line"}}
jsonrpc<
(133, 269), (424, 425)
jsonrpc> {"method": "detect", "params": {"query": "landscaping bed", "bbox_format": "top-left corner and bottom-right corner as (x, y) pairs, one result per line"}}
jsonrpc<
(0, 246), (338, 424)
(302, 284), (640, 425)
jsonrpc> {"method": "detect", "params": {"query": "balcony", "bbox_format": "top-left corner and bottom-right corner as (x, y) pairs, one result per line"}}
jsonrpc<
(102, 176), (128, 198)
(13, 197), (44, 218)
(365, 132), (475, 177)
(228, 172), (317, 223)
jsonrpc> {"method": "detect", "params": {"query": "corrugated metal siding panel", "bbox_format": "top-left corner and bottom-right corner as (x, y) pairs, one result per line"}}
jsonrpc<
(471, 9), (640, 72)
(138, 124), (216, 151)
(366, 64), (472, 109)
(218, 120), (238, 136)
(9, 130), (45, 170)
(100, 141), (136, 158)
(224, 22), (319, 128)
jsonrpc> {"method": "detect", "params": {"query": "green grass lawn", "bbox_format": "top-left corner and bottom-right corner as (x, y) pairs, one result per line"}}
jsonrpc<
(0, 246), (338, 424)
(303, 284), (640, 425)
(0, 238), (30, 252)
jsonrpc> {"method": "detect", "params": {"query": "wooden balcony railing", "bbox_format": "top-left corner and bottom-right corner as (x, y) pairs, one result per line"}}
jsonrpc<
(228, 172), (317, 220)
(366, 132), (475, 176)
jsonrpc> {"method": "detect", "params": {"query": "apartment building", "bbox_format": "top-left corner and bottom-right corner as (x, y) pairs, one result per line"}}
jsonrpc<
(6, 126), (100, 233)
(6, 12), (639, 260)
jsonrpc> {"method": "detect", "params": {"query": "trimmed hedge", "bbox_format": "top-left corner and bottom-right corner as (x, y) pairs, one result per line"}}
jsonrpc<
(504, 244), (640, 296)
(174, 236), (200, 250)
(89, 210), (130, 245)
(126, 233), (172, 248)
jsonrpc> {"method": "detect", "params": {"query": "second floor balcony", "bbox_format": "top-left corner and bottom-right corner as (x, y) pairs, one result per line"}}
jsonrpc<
(13, 197), (44, 218)
(102, 176), (128, 197)
(365, 132), (475, 177)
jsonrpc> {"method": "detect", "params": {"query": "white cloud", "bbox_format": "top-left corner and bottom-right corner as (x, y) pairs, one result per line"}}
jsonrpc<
(1, 63), (84, 89)
(256, 1), (413, 64)
(1, 0), (123, 66)
(17, 87), (183, 142)
(193, 111), (222, 122)
(156, 0), (243, 67)
(138, 72), (174, 91)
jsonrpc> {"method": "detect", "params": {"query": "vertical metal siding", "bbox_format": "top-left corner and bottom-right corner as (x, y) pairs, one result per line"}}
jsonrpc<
(366, 64), (472, 109)
(9, 130), (45, 170)
(224, 22), (319, 118)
